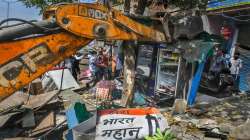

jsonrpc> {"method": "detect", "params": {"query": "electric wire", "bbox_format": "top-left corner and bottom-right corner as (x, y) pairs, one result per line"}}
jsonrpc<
(221, 13), (250, 22)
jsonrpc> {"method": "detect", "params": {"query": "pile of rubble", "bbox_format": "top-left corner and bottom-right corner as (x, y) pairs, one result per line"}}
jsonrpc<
(163, 94), (250, 140)
(0, 90), (66, 139)
(0, 68), (82, 140)
(1, 66), (250, 140)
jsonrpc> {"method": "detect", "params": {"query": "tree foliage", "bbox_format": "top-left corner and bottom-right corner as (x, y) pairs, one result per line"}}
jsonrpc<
(19, 0), (209, 14)
(18, 0), (75, 13)
(167, 0), (209, 10)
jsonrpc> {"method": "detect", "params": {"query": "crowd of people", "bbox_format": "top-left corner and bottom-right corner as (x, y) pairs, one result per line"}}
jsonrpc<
(54, 40), (125, 88)
(88, 47), (110, 81)
(62, 46), (119, 84)
(207, 44), (242, 93)
(63, 42), (243, 95)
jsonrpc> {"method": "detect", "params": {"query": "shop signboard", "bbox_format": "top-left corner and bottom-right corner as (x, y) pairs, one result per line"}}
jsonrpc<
(207, 0), (250, 11)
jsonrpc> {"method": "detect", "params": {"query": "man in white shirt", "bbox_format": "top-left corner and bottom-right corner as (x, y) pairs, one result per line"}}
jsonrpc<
(230, 52), (242, 92)
(88, 50), (98, 80)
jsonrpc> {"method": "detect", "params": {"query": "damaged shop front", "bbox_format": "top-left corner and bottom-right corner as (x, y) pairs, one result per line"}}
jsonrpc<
(206, 0), (250, 94)
(128, 15), (221, 107)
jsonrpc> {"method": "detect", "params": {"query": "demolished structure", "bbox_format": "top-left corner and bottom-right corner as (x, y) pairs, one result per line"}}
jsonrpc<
(0, 0), (250, 140)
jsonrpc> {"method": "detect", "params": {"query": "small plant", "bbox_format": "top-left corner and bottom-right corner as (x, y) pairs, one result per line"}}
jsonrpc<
(145, 128), (175, 140)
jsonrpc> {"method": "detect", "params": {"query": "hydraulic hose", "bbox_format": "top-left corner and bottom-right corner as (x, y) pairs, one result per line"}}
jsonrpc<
(0, 18), (60, 42)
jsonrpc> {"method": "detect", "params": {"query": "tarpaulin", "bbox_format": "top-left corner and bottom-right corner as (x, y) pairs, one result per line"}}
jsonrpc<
(238, 47), (250, 92)
(174, 40), (214, 63)
(187, 61), (206, 106)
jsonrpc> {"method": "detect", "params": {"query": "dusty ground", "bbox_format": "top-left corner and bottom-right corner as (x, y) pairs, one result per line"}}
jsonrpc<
(163, 94), (250, 140)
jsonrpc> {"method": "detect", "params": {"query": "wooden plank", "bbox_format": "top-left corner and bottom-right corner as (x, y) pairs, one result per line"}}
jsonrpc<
(0, 92), (29, 112)
(24, 91), (58, 109)
(29, 112), (55, 137)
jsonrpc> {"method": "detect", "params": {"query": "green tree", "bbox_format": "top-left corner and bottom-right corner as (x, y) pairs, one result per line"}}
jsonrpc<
(167, 0), (209, 10)
(18, 0), (75, 13)
(19, 0), (210, 14)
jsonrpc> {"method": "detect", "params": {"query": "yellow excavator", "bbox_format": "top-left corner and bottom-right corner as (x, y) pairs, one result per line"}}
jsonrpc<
(0, 3), (167, 101)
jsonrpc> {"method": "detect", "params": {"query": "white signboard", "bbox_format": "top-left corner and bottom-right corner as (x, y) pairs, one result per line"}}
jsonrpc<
(96, 108), (169, 140)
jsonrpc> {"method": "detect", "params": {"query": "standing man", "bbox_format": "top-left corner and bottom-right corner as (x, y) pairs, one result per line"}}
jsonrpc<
(115, 50), (123, 77)
(230, 52), (242, 92)
(97, 49), (109, 80)
(71, 52), (84, 81)
(88, 50), (98, 81)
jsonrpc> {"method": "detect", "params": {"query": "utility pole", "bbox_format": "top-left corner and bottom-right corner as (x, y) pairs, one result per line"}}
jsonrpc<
(2, 0), (17, 25)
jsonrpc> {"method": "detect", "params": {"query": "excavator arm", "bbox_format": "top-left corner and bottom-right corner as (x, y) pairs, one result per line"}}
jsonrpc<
(0, 3), (166, 101)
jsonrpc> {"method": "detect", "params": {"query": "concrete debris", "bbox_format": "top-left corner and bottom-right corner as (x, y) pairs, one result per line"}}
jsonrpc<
(56, 114), (67, 126)
(197, 119), (218, 129)
(0, 112), (21, 128)
(23, 91), (58, 110)
(59, 89), (82, 109)
(218, 123), (235, 133)
(0, 52), (249, 140)
(0, 92), (29, 112)
(172, 99), (187, 114)
(29, 79), (44, 95)
(195, 94), (221, 106)
(80, 93), (97, 111)
(29, 112), (55, 137)
(203, 138), (221, 140)
(161, 95), (250, 140)
(1, 80), (249, 140)
(188, 108), (208, 116)
(22, 109), (35, 128)
(0, 128), (24, 138)
(230, 119), (250, 140)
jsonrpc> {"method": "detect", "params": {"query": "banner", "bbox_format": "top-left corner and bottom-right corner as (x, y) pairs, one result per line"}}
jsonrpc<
(96, 108), (169, 140)
(207, 0), (250, 11)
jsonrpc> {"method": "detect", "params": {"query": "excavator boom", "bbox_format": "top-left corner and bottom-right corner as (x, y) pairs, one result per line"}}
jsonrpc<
(0, 3), (166, 101)
(0, 32), (91, 101)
